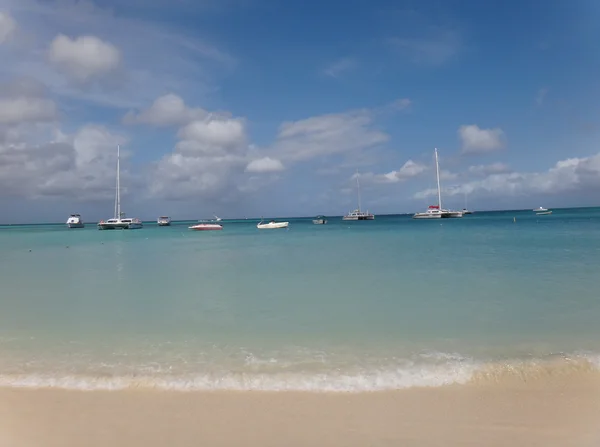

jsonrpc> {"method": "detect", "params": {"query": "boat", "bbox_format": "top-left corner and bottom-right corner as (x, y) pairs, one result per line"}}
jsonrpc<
(533, 206), (551, 215)
(342, 170), (375, 220)
(157, 216), (171, 226)
(66, 214), (84, 228)
(413, 148), (463, 219)
(189, 223), (223, 230)
(462, 192), (473, 214)
(312, 215), (327, 225)
(214, 215), (222, 222)
(98, 145), (143, 230)
(257, 219), (289, 229)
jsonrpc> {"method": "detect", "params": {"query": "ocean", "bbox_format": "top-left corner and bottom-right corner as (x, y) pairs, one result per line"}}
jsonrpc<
(1, 208), (600, 392)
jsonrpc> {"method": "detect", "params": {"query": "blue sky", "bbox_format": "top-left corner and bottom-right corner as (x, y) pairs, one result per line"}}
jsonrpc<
(0, 0), (599, 223)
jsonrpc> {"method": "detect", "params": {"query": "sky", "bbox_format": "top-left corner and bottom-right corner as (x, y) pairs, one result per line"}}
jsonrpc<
(1, 0), (600, 223)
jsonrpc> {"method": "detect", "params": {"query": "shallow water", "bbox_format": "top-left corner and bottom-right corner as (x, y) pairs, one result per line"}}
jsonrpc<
(1, 208), (600, 391)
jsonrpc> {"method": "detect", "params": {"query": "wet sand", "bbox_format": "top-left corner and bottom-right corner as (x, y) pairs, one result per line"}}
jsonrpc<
(2, 373), (600, 447)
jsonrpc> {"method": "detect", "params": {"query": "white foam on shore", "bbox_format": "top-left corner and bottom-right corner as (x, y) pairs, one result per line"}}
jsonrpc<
(2, 352), (599, 392)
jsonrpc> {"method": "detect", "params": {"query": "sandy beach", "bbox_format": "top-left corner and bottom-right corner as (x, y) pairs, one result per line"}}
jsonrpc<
(2, 370), (600, 447)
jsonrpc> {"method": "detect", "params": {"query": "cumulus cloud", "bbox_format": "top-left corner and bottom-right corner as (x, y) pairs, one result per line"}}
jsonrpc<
(147, 111), (249, 200)
(245, 157), (284, 173)
(123, 93), (208, 127)
(415, 153), (600, 200)
(458, 124), (505, 155)
(0, 123), (129, 200)
(0, 11), (17, 44)
(48, 34), (122, 83)
(0, 78), (58, 125)
(377, 160), (427, 183)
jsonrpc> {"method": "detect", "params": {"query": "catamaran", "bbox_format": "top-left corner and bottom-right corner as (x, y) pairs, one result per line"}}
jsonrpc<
(98, 145), (143, 230)
(342, 170), (375, 220)
(413, 148), (463, 219)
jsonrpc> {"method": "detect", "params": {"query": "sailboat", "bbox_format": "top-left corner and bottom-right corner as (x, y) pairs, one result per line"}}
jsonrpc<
(462, 192), (473, 215)
(413, 148), (463, 219)
(342, 170), (375, 220)
(98, 145), (143, 230)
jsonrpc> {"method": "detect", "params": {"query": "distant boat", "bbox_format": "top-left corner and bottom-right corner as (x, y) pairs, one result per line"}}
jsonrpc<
(534, 207), (552, 215)
(157, 216), (171, 226)
(189, 223), (223, 231)
(214, 215), (222, 222)
(343, 170), (375, 221)
(313, 215), (327, 225)
(66, 214), (84, 228)
(462, 192), (473, 214)
(257, 219), (289, 229)
(413, 148), (463, 219)
(98, 145), (143, 230)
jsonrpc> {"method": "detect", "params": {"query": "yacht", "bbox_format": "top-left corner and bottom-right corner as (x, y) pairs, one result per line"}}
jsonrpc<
(66, 214), (84, 228)
(413, 148), (463, 219)
(257, 219), (289, 229)
(157, 216), (171, 226)
(98, 145), (143, 230)
(342, 170), (375, 220)
(312, 215), (327, 225)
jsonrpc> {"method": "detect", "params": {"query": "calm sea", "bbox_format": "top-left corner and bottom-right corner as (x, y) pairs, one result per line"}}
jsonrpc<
(1, 208), (600, 391)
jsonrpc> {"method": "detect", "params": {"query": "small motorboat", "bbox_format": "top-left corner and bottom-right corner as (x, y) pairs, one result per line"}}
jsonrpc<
(189, 223), (223, 231)
(312, 215), (327, 225)
(157, 216), (171, 226)
(257, 219), (289, 229)
(66, 214), (84, 228)
(533, 206), (551, 215)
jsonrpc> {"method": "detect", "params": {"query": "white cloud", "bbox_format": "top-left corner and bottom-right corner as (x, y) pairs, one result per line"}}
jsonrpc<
(3, 0), (235, 109)
(271, 109), (389, 163)
(458, 124), (505, 155)
(0, 123), (129, 201)
(123, 93), (207, 127)
(176, 117), (246, 157)
(468, 162), (511, 176)
(48, 34), (122, 83)
(377, 160), (427, 183)
(246, 157), (284, 173)
(323, 57), (357, 78)
(390, 98), (412, 111)
(0, 78), (58, 125)
(0, 11), (17, 44)
(415, 153), (600, 200)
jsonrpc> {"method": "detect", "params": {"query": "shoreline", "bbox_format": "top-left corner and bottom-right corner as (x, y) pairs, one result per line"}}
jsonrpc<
(2, 372), (600, 447)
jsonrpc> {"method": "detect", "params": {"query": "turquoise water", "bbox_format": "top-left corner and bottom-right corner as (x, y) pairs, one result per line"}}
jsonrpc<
(1, 208), (600, 391)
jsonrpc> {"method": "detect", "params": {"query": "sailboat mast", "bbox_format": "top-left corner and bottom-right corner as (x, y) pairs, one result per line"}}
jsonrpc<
(116, 145), (121, 219)
(435, 148), (442, 209)
(356, 169), (362, 211)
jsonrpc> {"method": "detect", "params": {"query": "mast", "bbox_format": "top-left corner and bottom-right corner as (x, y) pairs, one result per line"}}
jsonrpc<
(116, 144), (121, 219)
(356, 169), (361, 211)
(435, 148), (442, 209)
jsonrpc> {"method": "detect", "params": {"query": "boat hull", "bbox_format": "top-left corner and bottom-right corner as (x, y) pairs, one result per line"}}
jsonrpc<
(67, 222), (85, 228)
(157, 222), (171, 226)
(98, 222), (143, 230)
(312, 219), (327, 225)
(342, 215), (374, 221)
(257, 222), (289, 229)
(536, 211), (552, 215)
(189, 224), (223, 231)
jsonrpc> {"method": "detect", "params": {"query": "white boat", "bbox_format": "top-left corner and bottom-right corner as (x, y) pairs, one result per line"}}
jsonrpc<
(257, 219), (289, 229)
(189, 223), (223, 231)
(66, 214), (84, 228)
(98, 145), (143, 230)
(214, 215), (222, 222)
(312, 215), (327, 225)
(533, 206), (549, 214)
(157, 216), (171, 226)
(413, 148), (463, 219)
(343, 170), (375, 220)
